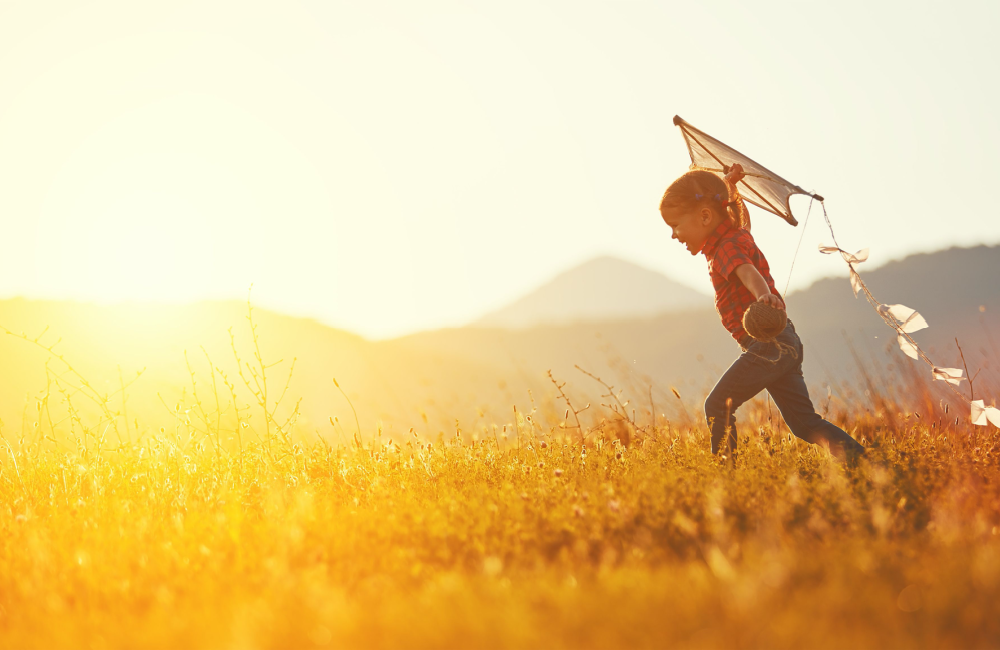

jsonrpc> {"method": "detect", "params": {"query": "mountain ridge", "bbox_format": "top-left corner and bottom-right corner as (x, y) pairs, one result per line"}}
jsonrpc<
(473, 255), (710, 329)
(0, 244), (996, 437)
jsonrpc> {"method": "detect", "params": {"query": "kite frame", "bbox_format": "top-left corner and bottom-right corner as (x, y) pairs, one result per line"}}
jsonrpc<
(673, 115), (823, 227)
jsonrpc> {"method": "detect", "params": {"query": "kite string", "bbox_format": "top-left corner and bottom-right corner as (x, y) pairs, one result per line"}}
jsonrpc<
(783, 196), (814, 297)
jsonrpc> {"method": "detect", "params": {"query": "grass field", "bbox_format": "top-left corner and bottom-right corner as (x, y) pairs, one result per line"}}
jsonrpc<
(1, 317), (999, 649)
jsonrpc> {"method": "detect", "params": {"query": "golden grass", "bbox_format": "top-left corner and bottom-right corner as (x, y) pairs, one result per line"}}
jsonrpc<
(1, 311), (999, 649)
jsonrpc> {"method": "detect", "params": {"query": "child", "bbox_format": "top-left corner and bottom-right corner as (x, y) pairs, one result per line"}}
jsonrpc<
(659, 164), (865, 464)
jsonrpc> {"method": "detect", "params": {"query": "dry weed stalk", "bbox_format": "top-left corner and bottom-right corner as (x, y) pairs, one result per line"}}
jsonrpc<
(1, 324), (144, 457)
(546, 370), (590, 440)
(575, 364), (643, 435)
(332, 377), (362, 448)
(228, 287), (301, 455)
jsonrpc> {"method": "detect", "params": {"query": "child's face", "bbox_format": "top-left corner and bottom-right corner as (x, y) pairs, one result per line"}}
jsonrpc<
(662, 206), (719, 256)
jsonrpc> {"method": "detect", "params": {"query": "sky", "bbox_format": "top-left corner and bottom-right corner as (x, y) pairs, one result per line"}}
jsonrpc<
(0, 0), (997, 339)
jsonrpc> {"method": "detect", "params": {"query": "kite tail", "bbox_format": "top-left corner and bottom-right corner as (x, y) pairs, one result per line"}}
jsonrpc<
(817, 201), (1000, 427)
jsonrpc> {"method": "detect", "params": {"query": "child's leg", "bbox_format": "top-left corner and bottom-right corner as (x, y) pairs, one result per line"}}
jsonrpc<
(705, 346), (800, 457)
(766, 366), (865, 460)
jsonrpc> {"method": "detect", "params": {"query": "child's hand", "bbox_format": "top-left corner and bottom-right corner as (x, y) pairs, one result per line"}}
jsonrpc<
(724, 163), (745, 186)
(757, 293), (783, 310)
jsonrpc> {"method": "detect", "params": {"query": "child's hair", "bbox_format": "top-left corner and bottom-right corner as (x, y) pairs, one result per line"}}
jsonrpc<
(659, 169), (750, 230)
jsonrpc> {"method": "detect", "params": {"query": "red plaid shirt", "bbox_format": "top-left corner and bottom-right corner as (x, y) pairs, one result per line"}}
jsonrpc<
(701, 220), (784, 345)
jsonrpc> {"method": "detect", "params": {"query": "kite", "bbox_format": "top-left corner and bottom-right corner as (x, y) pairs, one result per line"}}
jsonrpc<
(674, 115), (821, 226)
(673, 115), (996, 427)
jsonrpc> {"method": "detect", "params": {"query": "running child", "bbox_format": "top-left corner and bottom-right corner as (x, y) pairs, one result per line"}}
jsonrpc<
(659, 164), (865, 464)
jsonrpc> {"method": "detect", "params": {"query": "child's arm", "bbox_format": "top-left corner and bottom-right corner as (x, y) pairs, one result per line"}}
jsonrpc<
(734, 264), (784, 309)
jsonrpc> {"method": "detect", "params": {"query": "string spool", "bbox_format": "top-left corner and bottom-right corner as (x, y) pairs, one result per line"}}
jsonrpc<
(743, 302), (788, 342)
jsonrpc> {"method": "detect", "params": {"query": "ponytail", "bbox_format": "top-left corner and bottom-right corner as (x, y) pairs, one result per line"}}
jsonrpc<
(725, 193), (751, 231)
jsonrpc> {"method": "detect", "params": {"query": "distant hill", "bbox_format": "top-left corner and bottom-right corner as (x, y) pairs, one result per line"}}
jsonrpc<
(0, 299), (523, 439)
(0, 245), (997, 439)
(474, 256), (710, 328)
(395, 244), (1000, 416)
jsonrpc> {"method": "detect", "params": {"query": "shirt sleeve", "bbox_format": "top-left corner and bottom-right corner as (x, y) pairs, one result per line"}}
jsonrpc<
(712, 236), (754, 281)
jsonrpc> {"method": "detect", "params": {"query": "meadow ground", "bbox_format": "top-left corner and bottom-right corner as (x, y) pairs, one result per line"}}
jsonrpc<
(2, 403), (999, 649)
(1, 313), (999, 649)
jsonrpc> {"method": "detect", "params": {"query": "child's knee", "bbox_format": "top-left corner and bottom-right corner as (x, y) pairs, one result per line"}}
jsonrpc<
(704, 391), (732, 421)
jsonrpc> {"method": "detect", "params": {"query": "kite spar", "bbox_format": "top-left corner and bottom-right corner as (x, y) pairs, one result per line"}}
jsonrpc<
(673, 115), (1000, 428)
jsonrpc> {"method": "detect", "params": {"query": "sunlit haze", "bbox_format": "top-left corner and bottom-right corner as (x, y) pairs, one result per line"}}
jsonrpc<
(1, 1), (997, 338)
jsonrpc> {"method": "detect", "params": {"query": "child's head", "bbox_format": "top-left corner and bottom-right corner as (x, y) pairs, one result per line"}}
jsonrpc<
(659, 170), (748, 255)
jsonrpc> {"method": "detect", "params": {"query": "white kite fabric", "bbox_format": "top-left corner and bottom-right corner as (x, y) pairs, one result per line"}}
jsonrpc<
(674, 116), (999, 427)
(673, 115), (820, 226)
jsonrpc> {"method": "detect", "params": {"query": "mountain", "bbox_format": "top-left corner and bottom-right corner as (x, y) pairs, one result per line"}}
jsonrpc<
(0, 245), (996, 441)
(473, 256), (711, 328)
(396, 244), (1000, 418)
(0, 299), (515, 440)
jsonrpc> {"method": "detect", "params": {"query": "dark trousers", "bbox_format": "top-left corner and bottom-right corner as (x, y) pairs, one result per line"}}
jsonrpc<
(705, 321), (865, 461)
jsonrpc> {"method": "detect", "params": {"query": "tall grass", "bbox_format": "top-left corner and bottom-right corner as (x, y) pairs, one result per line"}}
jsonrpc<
(1, 309), (998, 649)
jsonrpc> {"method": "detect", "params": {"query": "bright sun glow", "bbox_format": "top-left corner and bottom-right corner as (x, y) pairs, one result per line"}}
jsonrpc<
(1, 2), (998, 338)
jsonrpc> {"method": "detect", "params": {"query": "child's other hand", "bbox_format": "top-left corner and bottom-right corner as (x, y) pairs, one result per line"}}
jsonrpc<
(724, 163), (745, 185)
(758, 293), (783, 310)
